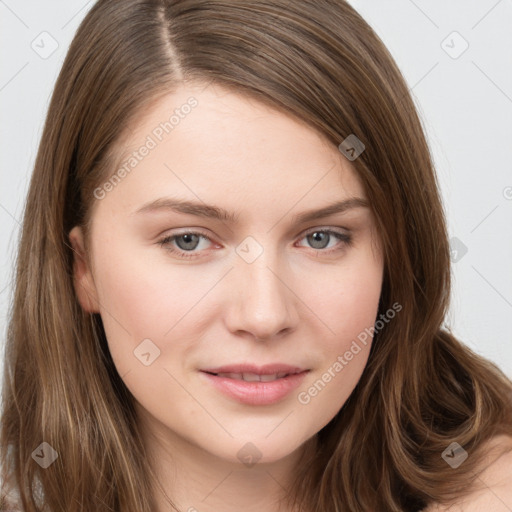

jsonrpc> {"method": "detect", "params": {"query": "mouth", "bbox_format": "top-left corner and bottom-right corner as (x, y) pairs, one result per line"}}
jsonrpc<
(199, 366), (310, 405)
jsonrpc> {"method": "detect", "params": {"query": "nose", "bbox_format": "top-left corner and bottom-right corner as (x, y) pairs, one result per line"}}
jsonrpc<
(224, 250), (299, 341)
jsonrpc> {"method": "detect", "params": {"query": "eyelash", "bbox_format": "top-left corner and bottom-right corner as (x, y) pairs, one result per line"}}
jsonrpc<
(157, 228), (352, 260)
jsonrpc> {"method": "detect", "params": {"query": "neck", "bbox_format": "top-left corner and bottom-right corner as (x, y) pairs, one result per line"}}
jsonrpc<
(138, 411), (317, 512)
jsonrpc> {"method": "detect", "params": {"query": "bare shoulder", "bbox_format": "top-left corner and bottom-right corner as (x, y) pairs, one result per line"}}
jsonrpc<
(1, 469), (22, 511)
(0, 494), (22, 511)
(423, 435), (512, 512)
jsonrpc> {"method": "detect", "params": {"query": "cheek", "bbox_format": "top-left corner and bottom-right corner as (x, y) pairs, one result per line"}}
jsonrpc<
(90, 238), (211, 372)
(293, 248), (382, 422)
(296, 245), (383, 348)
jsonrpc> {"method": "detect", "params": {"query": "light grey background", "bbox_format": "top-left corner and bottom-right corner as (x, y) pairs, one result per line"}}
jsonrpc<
(1, 1), (511, 394)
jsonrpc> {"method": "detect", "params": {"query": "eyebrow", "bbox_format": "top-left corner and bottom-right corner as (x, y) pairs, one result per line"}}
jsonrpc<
(134, 196), (369, 224)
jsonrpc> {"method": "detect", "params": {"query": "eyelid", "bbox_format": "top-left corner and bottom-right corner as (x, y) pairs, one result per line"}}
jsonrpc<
(301, 225), (349, 237)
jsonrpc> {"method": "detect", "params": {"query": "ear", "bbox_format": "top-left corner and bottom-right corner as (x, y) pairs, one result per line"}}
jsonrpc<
(68, 226), (100, 313)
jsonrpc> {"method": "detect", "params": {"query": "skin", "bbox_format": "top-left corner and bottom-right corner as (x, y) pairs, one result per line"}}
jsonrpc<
(424, 436), (512, 512)
(69, 82), (384, 512)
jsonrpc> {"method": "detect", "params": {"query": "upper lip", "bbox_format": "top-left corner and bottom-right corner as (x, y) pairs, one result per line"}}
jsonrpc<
(200, 363), (308, 375)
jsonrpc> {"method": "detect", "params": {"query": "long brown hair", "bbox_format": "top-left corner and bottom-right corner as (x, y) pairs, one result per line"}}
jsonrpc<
(2, 1), (512, 511)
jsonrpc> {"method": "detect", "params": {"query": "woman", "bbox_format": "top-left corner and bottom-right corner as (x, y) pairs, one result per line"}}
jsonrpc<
(1, 1), (512, 511)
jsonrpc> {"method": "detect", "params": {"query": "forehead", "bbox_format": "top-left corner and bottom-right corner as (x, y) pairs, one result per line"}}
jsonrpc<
(93, 82), (367, 222)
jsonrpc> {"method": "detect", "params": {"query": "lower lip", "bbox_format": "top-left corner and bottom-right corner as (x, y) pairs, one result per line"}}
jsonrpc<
(200, 370), (309, 405)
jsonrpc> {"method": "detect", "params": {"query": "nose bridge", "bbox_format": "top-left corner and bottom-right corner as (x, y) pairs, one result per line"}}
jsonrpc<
(239, 245), (286, 310)
(227, 236), (297, 338)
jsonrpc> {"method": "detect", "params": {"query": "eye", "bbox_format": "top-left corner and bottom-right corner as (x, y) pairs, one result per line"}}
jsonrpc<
(157, 227), (352, 260)
(158, 230), (213, 260)
(296, 228), (352, 254)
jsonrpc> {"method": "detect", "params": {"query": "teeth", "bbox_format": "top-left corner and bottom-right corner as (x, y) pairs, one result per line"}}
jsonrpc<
(215, 372), (290, 381)
(242, 372), (261, 382)
(260, 374), (278, 382)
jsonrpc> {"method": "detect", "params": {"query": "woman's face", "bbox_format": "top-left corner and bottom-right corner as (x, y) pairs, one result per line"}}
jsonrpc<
(70, 82), (384, 466)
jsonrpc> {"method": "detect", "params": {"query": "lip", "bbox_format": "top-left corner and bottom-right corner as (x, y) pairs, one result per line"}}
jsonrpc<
(200, 363), (307, 375)
(199, 364), (310, 405)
